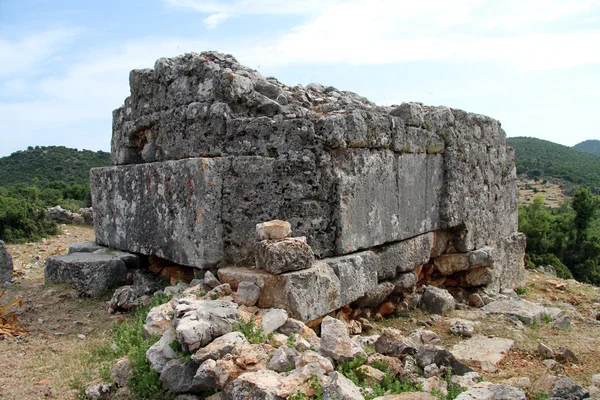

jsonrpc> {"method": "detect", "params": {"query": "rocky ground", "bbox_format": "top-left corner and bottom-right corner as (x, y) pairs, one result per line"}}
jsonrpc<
(1, 227), (600, 399)
(0, 225), (118, 400)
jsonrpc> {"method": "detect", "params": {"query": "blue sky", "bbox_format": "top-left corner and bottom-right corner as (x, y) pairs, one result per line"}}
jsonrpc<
(1, 0), (599, 157)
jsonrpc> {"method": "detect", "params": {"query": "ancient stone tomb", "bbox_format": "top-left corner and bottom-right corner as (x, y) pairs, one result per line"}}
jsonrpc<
(90, 51), (525, 321)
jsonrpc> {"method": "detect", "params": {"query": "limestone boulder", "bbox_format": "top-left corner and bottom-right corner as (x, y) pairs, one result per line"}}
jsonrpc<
(146, 329), (178, 374)
(256, 220), (292, 240)
(320, 316), (366, 362)
(255, 237), (314, 274)
(420, 286), (455, 315)
(322, 371), (364, 400)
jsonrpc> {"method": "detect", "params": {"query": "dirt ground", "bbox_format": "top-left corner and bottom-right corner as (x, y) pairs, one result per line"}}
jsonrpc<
(0, 225), (117, 400)
(518, 178), (566, 208)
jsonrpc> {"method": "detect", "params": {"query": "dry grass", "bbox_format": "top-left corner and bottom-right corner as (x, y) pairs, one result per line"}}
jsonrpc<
(518, 178), (566, 208)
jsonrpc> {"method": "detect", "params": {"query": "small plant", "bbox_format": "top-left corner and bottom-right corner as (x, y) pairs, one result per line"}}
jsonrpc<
(528, 391), (550, 400)
(426, 144), (443, 154)
(233, 316), (272, 344)
(541, 313), (553, 324)
(286, 333), (297, 348)
(516, 286), (528, 295)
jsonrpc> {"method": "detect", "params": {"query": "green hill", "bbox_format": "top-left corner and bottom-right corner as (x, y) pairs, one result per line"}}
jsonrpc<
(0, 146), (110, 187)
(574, 139), (600, 157)
(506, 137), (600, 194)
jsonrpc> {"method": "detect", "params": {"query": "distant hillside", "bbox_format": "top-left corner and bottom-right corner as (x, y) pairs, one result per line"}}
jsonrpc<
(506, 137), (600, 194)
(574, 139), (600, 157)
(0, 146), (110, 186)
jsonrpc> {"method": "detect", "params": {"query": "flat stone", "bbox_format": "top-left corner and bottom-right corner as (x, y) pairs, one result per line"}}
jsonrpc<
(354, 281), (395, 308)
(191, 331), (248, 363)
(255, 237), (314, 274)
(68, 241), (104, 254)
(234, 281), (260, 306)
(256, 220), (292, 240)
(92, 248), (141, 268)
(451, 335), (514, 367)
(320, 316), (366, 362)
(392, 272), (419, 292)
(483, 299), (546, 326)
(261, 309), (288, 335)
(449, 319), (475, 337)
(44, 253), (127, 297)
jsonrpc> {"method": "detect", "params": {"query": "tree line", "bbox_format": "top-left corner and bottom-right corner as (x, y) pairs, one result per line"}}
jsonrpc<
(519, 187), (600, 285)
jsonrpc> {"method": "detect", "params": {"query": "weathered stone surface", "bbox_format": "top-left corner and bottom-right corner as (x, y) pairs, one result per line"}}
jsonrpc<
(256, 220), (292, 240)
(261, 308), (288, 334)
(173, 299), (238, 352)
(143, 301), (174, 339)
(392, 272), (419, 292)
(320, 316), (366, 361)
(69, 241), (104, 254)
(234, 281), (260, 306)
(415, 347), (473, 376)
(375, 232), (433, 279)
(110, 357), (132, 388)
(223, 370), (285, 400)
(323, 251), (378, 306)
(421, 286), (456, 315)
(191, 331), (248, 363)
(552, 375), (589, 400)
(258, 263), (341, 322)
(483, 298), (547, 326)
(46, 205), (85, 224)
(433, 248), (494, 276)
(44, 253), (127, 297)
(268, 345), (299, 373)
(255, 237), (314, 274)
(295, 350), (334, 373)
(451, 335), (514, 367)
(450, 319), (475, 337)
(375, 329), (418, 357)
(323, 371), (364, 400)
(160, 359), (199, 393)
(91, 158), (228, 268)
(456, 383), (526, 400)
(92, 248), (141, 268)
(98, 51), (524, 307)
(146, 329), (178, 374)
(0, 241), (13, 284)
(354, 281), (395, 309)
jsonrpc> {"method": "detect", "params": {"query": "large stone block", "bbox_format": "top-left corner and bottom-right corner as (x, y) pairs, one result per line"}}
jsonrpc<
(91, 158), (228, 268)
(333, 149), (400, 253)
(321, 251), (378, 306)
(44, 253), (127, 296)
(375, 232), (434, 280)
(397, 153), (443, 239)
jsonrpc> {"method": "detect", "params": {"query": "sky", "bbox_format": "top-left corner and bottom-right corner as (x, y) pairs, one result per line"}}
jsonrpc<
(0, 0), (599, 157)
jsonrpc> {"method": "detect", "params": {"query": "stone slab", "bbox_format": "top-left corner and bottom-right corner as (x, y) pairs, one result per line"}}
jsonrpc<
(44, 253), (127, 297)
(375, 232), (434, 279)
(91, 158), (228, 268)
(451, 335), (514, 366)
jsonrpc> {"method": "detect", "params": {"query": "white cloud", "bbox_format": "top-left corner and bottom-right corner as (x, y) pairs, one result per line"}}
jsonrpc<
(235, 0), (600, 71)
(203, 12), (234, 28)
(0, 28), (80, 77)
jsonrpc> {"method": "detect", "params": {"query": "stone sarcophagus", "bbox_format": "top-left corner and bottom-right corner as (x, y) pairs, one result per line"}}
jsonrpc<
(91, 51), (525, 320)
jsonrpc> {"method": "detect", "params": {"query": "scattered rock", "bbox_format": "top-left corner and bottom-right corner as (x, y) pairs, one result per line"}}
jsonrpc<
(295, 350), (334, 373)
(255, 237), (314, 274)
(531, 374), (558, 394)
(415, 347), (473, 376)
(320, 316), (366, 361)
(467, 293), (485, 308)
(449, 319), (475, 337)
(174, 299), (238, 352)
(235, 281), (261, 306)
(552, 315), (572, 329)
(375, 328), (418, 357)
(354, 282), (395, 308)
(268, 345), (300, 373)
(223, 370), (284, 400)
(552, 375), (589, 400)
(421, 286), (456, 315)
(160, 359), (199, 393)
(85, 383), (114, 400)
(554, 346), (579, 364)
(261, 308), (288, 335)
(143, 301), (174, 339)
(483, 298), (547, 326)
(110, 357), (132, 388)
(47, 205), (86, 224)
(256, 220), (292, 240)
(191, 331), (248, 363)
(538, 343), (554, 359)
(322, 371), (365, 400)
(204, 271), (221, 289)
(146, 329), (178, 374)
(451, 335), (513, 369)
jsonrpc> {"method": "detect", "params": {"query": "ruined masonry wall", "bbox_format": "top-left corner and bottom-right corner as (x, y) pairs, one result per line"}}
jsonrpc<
(91, 52), (525, 311)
